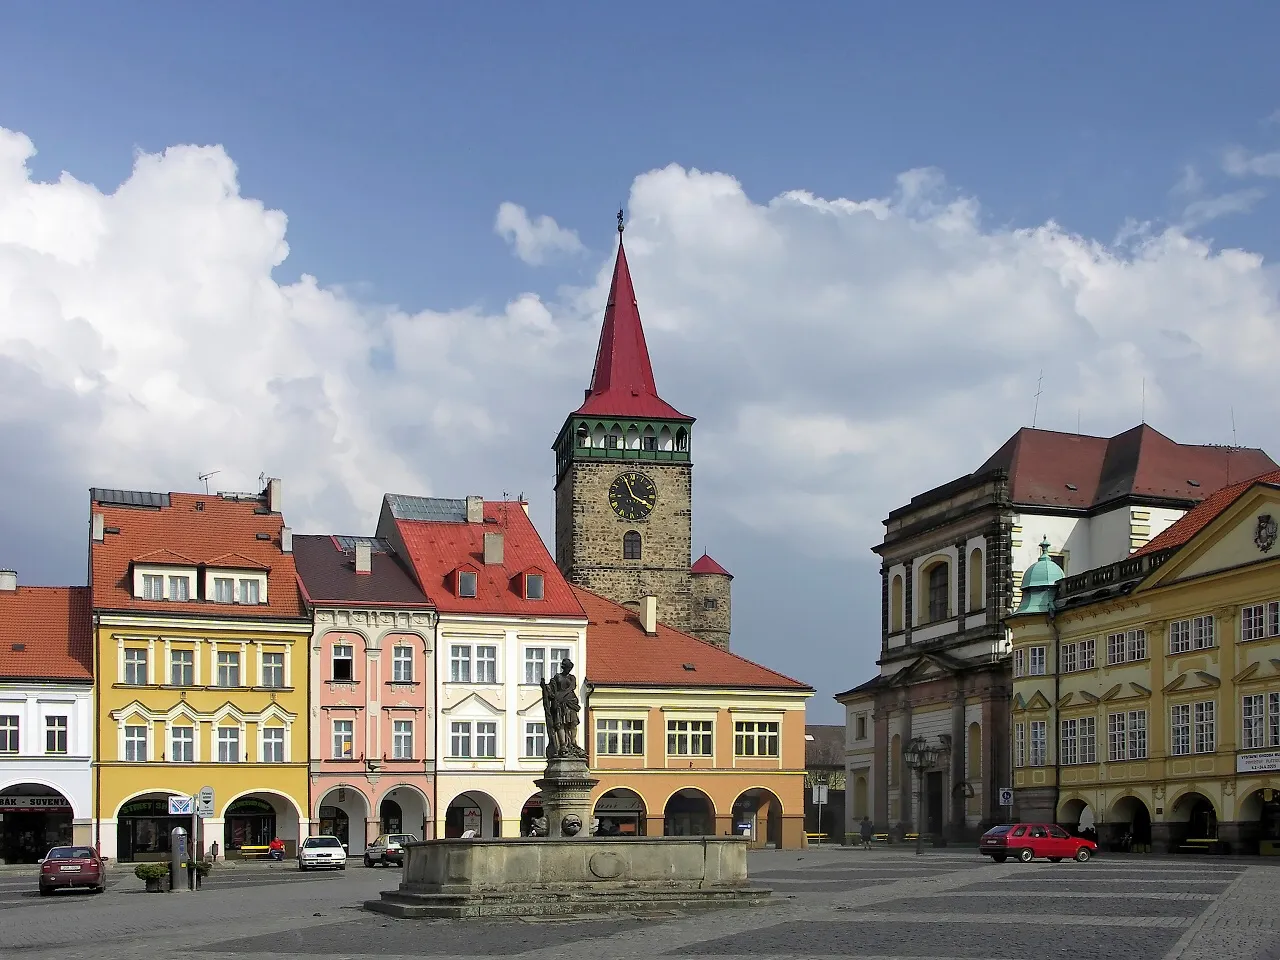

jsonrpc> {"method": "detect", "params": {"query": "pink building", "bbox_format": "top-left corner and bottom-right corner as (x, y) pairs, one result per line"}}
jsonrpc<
(294, 535), (437, 854)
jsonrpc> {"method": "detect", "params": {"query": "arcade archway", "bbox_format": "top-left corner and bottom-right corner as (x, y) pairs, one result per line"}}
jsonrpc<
(444, 791), (501, 838)
(664, 788), (714, 837)
(732, 788), (783, 847)
(317, 786), (369, 852)
(593, 788), (646, 836)
(0, 784), (73, 863)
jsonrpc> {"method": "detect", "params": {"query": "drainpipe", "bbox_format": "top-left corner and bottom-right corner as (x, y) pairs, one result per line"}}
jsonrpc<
(93, 612), (101, 857)
(430, 614), (439, 840)
(1048, 604), (1062, 827)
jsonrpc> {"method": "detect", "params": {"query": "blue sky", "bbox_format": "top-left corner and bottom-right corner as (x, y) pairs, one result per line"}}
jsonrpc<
(3, 3), (1280, 722)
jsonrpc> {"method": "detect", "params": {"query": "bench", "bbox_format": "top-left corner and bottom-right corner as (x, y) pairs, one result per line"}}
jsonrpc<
(1179, 838), (1223, 854)
(805, 833), (830, 844)
(239, 845), (272, 860)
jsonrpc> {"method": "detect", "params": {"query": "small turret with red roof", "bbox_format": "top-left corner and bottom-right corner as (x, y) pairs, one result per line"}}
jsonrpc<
(690, 552), (732, 650)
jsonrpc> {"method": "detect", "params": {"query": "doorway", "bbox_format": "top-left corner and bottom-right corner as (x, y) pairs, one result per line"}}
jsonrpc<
(926, 771), (944, 835)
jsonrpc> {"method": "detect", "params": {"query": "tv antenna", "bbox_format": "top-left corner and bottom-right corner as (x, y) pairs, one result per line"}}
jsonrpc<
(1231, 406), (1238, 446)
(1031, 370), (1043, 428)
(1141, 378), (1146, 424)
(198, 470), (221, 494)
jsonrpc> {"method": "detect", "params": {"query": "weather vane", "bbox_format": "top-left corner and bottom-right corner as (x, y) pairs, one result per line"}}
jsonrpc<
(617, 207), (625, 235)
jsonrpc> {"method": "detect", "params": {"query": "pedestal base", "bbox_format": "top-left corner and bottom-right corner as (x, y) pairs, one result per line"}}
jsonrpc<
(535, 757), (598, 840)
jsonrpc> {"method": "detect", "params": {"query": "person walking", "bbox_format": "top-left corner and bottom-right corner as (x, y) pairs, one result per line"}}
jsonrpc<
(859, 816), (874, 850)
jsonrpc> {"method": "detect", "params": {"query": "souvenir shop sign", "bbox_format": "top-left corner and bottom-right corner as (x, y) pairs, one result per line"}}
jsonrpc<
(0, 795), (71, 810)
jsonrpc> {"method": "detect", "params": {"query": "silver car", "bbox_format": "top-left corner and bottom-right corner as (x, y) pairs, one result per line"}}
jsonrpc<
(363, 833), (416, 867)
(298, 835), (347, 871)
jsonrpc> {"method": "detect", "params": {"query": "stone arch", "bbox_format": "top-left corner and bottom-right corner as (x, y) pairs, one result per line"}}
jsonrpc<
(443, 790), (502, 838)
(662, 786), (715, 837)
(642, 425), (657, 451)
(592, 423), (606, 448)
(623, 530), (642, 560)
(658, 426), (673, 451)
(222, 790), (303, 858)
(112, 786), (184, 820)
(968, 547), (983, 611)
(918, 557), (950, 624)
(317, 784), (370, 850)
(890, 574), (903, 632)
(0, 778), (82, 820)
(732, 787), (784, 847)
(1108, 794), (1152, 847)
(625, 425), (640, 449)
(376, 783), (430, 839)
(593, 787), (648, 836)
(1058, 796), (1095, 832)
(111, 788), (191, 863)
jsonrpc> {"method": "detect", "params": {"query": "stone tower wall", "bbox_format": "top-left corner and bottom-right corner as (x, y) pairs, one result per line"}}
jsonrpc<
(689, 573), (732, 649)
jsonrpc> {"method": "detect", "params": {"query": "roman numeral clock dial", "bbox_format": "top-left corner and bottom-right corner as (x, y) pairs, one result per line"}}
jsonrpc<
(609, 472), (657, 521)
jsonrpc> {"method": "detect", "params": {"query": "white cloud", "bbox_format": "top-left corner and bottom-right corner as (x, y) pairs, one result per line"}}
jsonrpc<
(1179, 187), (1266, 229)
(2, 129), (1280, 580)
(494, 202), (583, 265)
(1223, 145), (1280, 178)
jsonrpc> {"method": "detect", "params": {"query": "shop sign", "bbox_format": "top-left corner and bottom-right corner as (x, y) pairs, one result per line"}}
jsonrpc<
(0, 795), (70, 810)
(461, 807), (482, 833)
(1237, 750), (1280, 774)
(594, 797), (643, 813)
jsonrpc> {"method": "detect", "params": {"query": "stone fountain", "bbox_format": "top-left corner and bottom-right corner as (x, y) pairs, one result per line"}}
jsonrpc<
(365, 658), (769, 919)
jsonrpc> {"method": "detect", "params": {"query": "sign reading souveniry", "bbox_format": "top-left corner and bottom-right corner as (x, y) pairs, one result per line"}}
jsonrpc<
(0, 795), (72, 810)
(1237, 750), (1280, 774)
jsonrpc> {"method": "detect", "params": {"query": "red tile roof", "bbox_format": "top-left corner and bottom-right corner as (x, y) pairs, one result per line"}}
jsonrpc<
(1132, 469), (1280, 557)
(690, 552), (732, 577)
(977, 424), (1277, 510)
(573, 236), (691, 422)
(294, 535), (434, 608)
(389, 501), (585, 618)
(575, 586), (811, 690)
(0, 586), (92, 681)
(90, 491), (305, 619)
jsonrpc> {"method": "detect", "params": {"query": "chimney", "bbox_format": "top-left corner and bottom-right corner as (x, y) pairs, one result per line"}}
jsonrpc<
(0, 570), (15, 592)
(483, 532), (504, 566)
(639, 595), (658, 635)
(266, 478), (282, 513)
(280, 526), (293, 553)
(465, 496), (484, 524)
(91, 513), (105, 543)
(355, 541), (372, 575)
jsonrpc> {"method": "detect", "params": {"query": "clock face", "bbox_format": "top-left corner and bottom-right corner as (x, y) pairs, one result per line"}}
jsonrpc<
(609, 471), (657, 521)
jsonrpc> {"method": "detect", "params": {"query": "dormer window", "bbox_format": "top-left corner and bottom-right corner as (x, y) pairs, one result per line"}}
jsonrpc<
(458, 571), (478, 598)
(142, 575), (164, 601)
(526, 573), (544, 600)
(239, 578), (260, 604)
(214, 578), (234, 603)
(169, 576), (190, 601)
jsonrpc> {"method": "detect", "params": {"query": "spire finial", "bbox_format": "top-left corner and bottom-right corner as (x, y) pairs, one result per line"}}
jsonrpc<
(617, 207), (625, 236)
(1039, 536), (1051, 557)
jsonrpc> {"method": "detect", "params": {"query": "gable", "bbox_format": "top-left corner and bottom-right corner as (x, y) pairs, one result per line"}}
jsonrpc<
(442, 690), (503, 717)
(1145, 486), (1280, 588)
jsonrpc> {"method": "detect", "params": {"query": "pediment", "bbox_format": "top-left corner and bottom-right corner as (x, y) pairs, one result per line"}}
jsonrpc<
(1025, 691), (1052, 711)
(1056, 692), (1075, 708)
(1078, 691), (1100, 704)
(1100, 684), (1123, 701)
(1234, 662), (1260, 684)
(1162, 671), (1220, 695)
(891, 652), (962, 686)
(443, 690), (503, 716)
(1143, 486), (1280, 589)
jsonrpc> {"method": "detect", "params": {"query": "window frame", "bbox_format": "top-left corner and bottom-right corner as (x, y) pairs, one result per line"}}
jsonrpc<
(124, 647), (148, 685)
(124, 723), (148, 762)
(525, 573), (545, 600)
(733, 720), (780, 758)
(261, 726), (285, 763)
(474, 720), (498, 758)
(332, 644), (354, 682)
(170, 725), (195, 763)
(392, 719), (413, 760)
(168, 575), (191, 601)
(622, 531), (642, 560)
(1028, 720), (1047, 767)
(261, 652), (285, 689)
(596, 718), (645, 756)
(170, 649), (194, 686)
(216, 726), (241, 763)
(332, 719), (354, 760)
(0, 715), (18, 754)
(1014, 723), (1026, 767)
(666, 719), (713, 757)
(450, 721), (472, 758)
(449, 645), (472, 683)
(457, 570), (478, 598)
(1028, 646), (1046, 676)
(213, 577), (235, 604)
(475, 645), (498, 684)
(926, 563), (949, 622)
(141, 574), (164, 601)
(392, 645), (414, 683)
(44, 716), (68, 755)
(216, 650), (241, 688)
(524, 721), (547, 758)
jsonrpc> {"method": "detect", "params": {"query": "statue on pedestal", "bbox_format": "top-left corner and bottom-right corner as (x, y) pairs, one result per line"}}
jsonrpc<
(540, 658), (587, 760)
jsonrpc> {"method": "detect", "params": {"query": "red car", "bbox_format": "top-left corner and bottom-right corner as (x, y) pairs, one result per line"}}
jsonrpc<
(39, 845), (107, 895)
(979, 823), (1096, 863)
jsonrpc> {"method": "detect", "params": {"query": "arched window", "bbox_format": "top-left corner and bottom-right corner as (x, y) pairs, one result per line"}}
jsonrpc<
(968, 548), (983, 612)
(622, 531), (642, 560)
(890, 575), (904, 633)
(675, 428), (689, 452)
(890, 734), (901, 787)
(927, 563), (949, 622)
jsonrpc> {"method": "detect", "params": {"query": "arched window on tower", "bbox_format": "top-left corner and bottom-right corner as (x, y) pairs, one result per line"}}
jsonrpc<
(622, 531), (642, 560)
(926, 562), (949, 622)
(675, 428), (689, 452)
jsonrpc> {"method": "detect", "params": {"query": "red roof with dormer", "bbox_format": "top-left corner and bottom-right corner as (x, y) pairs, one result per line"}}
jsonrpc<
(573, 234), (691, 422)
(690, 552), (732, 577)
(0, 586), (92, 682)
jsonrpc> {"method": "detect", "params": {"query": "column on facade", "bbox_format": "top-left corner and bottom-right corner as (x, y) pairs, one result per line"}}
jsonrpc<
(898, 700), (913, 830)
(981, 690), (1003, 827)
(955, 540), (968, 634)
(872, 706), (890, 831)
(949, 689), (966, 837)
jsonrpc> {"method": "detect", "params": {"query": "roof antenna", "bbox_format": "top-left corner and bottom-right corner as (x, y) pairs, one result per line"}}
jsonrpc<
(1076, 409), (1081, 436)
(198, 470), (220, 494)
(1141, 378), (1146, 425)
(1031, 370), (1043, 428)
(1231, 406), (1238, 447)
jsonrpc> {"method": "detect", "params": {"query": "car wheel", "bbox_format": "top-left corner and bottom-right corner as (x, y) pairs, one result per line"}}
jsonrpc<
(299, 863), (308, 872)
(992, 855), (1007, 863)
(1048, 857), (1063, 863)
(363, 856), (373, 868)
(38, 887), (52, 897)
(1017, 847), (1034, 862)
(1075, 847), (1092, 862)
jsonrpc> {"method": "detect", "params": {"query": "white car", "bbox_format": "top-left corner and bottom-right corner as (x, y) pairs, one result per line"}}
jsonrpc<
(298, 835), (347, 871)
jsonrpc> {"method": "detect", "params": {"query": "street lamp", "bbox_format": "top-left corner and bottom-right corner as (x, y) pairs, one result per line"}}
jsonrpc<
(902, 736), (947, 856)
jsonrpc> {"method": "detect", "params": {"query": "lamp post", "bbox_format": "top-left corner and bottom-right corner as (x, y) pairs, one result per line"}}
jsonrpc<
(902, 736), (946, 856)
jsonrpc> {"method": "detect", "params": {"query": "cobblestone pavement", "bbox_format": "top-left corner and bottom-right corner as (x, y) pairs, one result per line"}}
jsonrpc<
(0, 850), (1276, 960)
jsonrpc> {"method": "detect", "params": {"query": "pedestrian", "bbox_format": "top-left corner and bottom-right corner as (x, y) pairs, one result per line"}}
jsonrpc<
(268, 836), (285, 861)
(859, 816), (873, 849)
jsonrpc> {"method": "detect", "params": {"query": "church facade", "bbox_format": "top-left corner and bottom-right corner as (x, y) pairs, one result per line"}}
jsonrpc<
(552, 219), (732, 649)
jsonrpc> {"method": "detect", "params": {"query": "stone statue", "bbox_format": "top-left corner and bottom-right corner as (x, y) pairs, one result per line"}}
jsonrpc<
(540, 658), (586, 759)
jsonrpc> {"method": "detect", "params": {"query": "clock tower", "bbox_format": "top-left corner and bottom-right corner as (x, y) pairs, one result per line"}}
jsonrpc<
(553, 213), (730, 647)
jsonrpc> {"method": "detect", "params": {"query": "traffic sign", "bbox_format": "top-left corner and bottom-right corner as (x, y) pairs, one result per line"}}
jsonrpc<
(195, 785), (215, 819)
(998, 787), (1014, 807)
(169, 795), (195, 816)
(812, 783), (829, 805)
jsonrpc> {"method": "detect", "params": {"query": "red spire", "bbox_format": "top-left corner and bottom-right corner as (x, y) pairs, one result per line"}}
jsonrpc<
(574, 213), (690, 421)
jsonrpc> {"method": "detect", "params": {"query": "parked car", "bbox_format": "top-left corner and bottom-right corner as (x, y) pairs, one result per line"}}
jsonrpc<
(297, 835), (347, 871)
(363, 834), (416, 867)
(39, 845), (107, 895)
(979, 823), (1097, 863)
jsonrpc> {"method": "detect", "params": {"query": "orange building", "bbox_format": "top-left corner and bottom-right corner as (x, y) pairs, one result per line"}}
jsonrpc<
(578, 587), (813, 849)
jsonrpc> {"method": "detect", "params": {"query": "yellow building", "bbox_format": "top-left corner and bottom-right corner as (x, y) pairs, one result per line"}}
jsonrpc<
(89, 482), (312, 861)
(1010, 473), (1280, 854)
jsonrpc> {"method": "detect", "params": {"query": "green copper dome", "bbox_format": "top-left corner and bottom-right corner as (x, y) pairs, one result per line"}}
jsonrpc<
(1015, 537), (1064, 614)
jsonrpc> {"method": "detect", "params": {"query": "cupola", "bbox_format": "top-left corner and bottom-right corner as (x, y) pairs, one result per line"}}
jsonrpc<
(1014, 537), (1065, 615)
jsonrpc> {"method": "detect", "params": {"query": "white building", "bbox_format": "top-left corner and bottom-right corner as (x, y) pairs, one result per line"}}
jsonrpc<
(0, 576), (94, 863)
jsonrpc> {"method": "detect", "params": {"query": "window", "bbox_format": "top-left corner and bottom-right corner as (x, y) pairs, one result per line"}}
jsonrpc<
(1048, 554), (1067, 575)
(170, 649), (194, 686)
(142, 574), (164, 600)
(927, 563), (949, 621)
(1108, 710), (1149, 761)
(1171, 704), (1191, 756)
(217, 726), (240, 763)
(124, 648), (148, 685)
(1060, 719), (1077, 766)
(262, 652), (285, 688)
(1013, 648), (1025, 678)
(332, 644), (354, 681)
(1061, 642), (1077, 674)
(1243, 694), (1266, 749)
(450, 721), (472, 758)
(0, 716), (17, 753)
(606, 433), (620, 449)
(125, 724), (147, 762)
(475, 646), (497, 683)
(1029, 720), (1047, 766)
(596, 718), (644, 755)
(1272, 692), (1280, 748)
(238, 578), (260, 604)
(855, 713), (868, 741)
(1194, 701), (1216, 754)
(213, 577), (234, 603)
(217, 650), (241, 687)
(642, 434), (657, 452)
(450, 646), (471, 683)
(392, 720), (413, 759)
(475, 721), (497, 758)
(1242, 605), (1266, 641)
(1170, 615), (1215, 653)
(1061, 639), (1095, 673)
(1059, 717), (1095, 765)
(458, 571), (478, 598)
(1014, 723), (1025, 767)
(526, 574), (544, 600)
(262, 727), (285, 763)
(1107, 629), (1146, 664)
(667, 719), (713, 756)
(332, 720), (353, 760)
(524, 647), (546, 685)
(1078, 638), (1096, 670)
(168, 576), (190, 601)
(1128, 710), (1148, 759)
(392, 646), (413, 683)
(734, 720), (780, 757)
(1028, 646), (1046, 676)
(171, 726), (194, 763)
(623, 531), (642, 560)
(525, 722), (546, 758)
